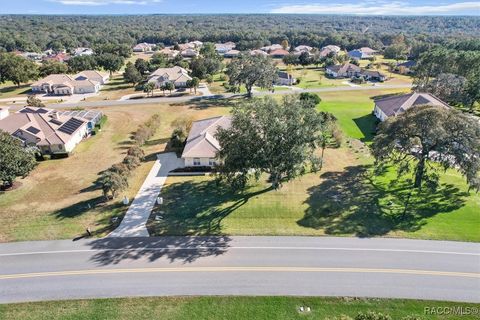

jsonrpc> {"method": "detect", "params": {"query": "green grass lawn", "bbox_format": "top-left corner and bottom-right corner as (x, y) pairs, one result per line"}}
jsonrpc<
(317, 89), (410, 142)
(1, 297), (477, 320)
(0, 81), (31, 99)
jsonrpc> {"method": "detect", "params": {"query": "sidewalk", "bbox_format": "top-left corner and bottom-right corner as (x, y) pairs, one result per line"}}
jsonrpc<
(108, 152), (184, 237)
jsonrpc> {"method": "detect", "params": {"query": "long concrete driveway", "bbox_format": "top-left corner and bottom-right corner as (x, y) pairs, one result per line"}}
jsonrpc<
(108, 152), (183, 237)
(0, 236), (478, 303)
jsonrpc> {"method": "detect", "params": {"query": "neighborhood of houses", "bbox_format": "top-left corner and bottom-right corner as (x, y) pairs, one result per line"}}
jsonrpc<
(2, 39), (429, 159)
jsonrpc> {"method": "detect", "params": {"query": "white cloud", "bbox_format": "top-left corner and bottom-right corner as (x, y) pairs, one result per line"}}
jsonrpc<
(50, 0), (161, 5)
(270, 1), (480, 15)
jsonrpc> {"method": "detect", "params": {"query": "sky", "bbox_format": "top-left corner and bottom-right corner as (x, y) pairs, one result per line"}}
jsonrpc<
(1, 0), (479, 15)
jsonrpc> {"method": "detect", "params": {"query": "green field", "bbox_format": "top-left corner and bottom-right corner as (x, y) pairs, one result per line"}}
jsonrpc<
(1, 297), (477, 320)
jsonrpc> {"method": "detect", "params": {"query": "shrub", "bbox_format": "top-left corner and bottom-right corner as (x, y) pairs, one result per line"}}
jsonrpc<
(127, 145), (145, 160)
(123, 155), (141, 170)
(110, 162), (130, 176)
(355, 312), (392, 320)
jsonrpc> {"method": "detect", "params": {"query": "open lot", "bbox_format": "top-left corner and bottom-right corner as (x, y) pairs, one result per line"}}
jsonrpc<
(0, 296), (477, 320)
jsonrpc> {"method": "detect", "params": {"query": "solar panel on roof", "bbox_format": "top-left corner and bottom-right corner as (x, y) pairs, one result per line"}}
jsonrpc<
(37, 108), (49, 114)
(26, 126), (40, 134)
(58, 118), (85, 135)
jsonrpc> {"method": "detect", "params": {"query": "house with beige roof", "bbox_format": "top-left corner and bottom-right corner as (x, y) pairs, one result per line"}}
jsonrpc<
(148, 66), (192, 88)
(0, 106), (103, 155)
(31, 71), (108, 95)
(133, 42), (155, 52)
(181, 116), (231, 167)
(373, 92), (450, 122)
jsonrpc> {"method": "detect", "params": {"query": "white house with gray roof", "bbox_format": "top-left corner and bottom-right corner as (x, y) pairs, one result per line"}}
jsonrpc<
(373, 92), (450, 122)
(181, 116), (231, 167)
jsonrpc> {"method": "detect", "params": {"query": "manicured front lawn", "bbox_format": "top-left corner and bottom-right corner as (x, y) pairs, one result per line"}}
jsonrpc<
(0, 296), (477, 320)
(317, 89), (409, 142)
(148, 146), (480, 241)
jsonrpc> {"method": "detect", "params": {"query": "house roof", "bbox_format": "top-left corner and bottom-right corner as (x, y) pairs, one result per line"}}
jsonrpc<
(360, 47), (377, 54)
(32, 74), (74, 86)
(75, 70), (107, 81)
(326, 63), (361, 74)
(250, 49), (268, 56)
(361, 70), (386, 78)
(182, 116), (231, 159)
(269, 49), (289, 56)
(148, 66), (192, 83)
(397, 60), (416, 68)
(294, 45), (313, 52)
(278, 71), (294, 80)
(374, 92), (450, 118)
(322, 45), (341, 53)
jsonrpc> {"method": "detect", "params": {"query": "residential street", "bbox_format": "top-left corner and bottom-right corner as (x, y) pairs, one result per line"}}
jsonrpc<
(46, 84), (412, 108)
(0, 236), (478, 303)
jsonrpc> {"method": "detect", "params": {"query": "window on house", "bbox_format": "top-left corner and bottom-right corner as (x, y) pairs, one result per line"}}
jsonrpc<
(193, 158), (201, 166)
(209, 158), (216, 166)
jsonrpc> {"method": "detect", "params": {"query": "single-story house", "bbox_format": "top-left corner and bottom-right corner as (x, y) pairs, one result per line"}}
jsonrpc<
(73, 47), (94, 56)
(319, 45), (341, 57)
(159, 48), (179, 58)
(188, 41), (203, 48)
(224, 49), (240, 58)
(373, 92), (450, 122)
(31, 71), (106, 95)
(0, 106), (103, 155)
(181, 49), (199, 58)
(325, 63), (361, 78)
(74, 70), (109, 85)
(181, 116), (231, 167)
(361, 70), (387, 82)
(294, 45), (313, 53)
(147, 66), (192, 88)
(396, 60), (416, 74)
(276, 72), (296, 86)
(269, 49), (290, 59)
(215, 42), (236, 54)
(260, 44), (283, 52)
(348, 47), (378, 60)
(133, 43), (155, 52)
(322, 45), (341, 54)
(250, 49), (268, 57)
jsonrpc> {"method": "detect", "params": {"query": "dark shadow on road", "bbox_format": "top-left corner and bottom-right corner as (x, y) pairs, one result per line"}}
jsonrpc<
(87, 236), (232, 265)
(298, 165), (467, 237)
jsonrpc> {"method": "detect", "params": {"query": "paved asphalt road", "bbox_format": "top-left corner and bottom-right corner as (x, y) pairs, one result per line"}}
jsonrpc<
(46, 84), (412, 108)
(0, 236), (478, 303)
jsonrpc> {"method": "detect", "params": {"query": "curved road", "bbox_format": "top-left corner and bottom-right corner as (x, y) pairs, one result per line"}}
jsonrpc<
(0, 236), (479, 303)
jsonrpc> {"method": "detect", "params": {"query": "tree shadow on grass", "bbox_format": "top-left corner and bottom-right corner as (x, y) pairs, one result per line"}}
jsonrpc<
(148, 179), (273, 236)
(353, 114), (378, 143)
(298, 165), (468, 237)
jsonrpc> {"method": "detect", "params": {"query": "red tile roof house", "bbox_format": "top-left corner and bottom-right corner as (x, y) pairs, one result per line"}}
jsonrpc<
(373, 92), (450, 122)
(0, 107), (86, 155)
(181, 116), (231, 167)
(269, 49), (290, 59)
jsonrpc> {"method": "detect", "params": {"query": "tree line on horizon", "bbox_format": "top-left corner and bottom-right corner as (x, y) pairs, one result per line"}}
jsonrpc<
(0, 15), (479, 54)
